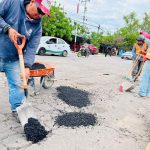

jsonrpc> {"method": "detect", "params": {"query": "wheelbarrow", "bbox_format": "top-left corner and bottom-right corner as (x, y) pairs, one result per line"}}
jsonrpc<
(28, 62), (55, 96)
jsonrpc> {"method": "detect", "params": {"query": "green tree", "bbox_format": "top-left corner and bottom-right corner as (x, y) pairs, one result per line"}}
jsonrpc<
(42, 3), (74, 41)
(140, 12), (150, 32)
(113, 12), (140, 50)
(89, 12), (150, 51)
(123, 11), (140, 32)
(90, 32), (103, 47)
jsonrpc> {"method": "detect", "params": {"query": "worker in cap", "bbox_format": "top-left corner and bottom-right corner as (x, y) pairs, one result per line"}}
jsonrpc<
(0, 0), (51, 121)
(131, 36), (148, 81)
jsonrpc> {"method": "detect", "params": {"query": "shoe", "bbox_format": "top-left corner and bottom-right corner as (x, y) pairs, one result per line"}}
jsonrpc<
(12, 111), (20, 123)
(138, 94), (146, 98)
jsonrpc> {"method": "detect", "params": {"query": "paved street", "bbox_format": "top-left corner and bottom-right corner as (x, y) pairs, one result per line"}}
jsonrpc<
(0, 53), (150, 150)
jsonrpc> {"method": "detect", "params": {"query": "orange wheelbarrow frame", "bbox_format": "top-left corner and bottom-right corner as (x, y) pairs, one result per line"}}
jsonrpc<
(30, 63), (55, 77)
(28, 62), (55, 96)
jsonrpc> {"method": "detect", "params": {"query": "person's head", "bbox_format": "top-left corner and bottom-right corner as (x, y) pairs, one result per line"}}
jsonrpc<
(137, 36), (145, 45)
(25, 0), (51, 20)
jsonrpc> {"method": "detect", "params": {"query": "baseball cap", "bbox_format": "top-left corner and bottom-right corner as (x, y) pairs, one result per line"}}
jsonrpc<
(36, 0), (51, 16)
(137, 36), (145, 42)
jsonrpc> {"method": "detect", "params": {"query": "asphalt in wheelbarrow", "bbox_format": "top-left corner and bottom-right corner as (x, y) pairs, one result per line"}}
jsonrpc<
(31, 63), (46, 70)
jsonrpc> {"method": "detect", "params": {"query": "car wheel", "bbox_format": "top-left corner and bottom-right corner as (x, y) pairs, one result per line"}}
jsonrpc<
(62, 50), (68, 57)
(38, 47), (46, 55)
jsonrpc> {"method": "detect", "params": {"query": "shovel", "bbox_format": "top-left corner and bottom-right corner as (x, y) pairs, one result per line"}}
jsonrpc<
(119, 55), (144, 92)
(14, 36), (37, 126)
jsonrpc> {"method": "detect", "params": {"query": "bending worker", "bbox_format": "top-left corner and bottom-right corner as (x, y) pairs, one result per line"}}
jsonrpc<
(131, 36), (148, 81)
(0, 0), (51, 121)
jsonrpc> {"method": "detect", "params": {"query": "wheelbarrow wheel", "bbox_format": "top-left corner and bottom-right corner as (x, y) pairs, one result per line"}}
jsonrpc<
(40, 73), (54, 89)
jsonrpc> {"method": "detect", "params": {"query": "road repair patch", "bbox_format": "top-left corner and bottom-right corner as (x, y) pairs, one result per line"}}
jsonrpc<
(56, 86), (90, 108)
(56, 112), (97, 128)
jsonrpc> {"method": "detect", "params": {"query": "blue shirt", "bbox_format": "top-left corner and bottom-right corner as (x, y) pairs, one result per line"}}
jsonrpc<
(0, 0), (42, 68)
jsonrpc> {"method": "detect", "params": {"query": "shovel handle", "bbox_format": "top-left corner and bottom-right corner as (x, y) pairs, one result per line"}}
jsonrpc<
(14, 36), (26, 55)
(127, 55), (140, 77)
(14, 36), (27, 90)
(132, 61), (144, 81)
(19, 54), (28, 89)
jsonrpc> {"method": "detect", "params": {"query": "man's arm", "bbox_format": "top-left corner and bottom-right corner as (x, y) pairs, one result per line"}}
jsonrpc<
(0, 0), (11, 30)
(24, 29), (42, 69)
(132, 46), (136, 60)
(0, 0), (21, 42)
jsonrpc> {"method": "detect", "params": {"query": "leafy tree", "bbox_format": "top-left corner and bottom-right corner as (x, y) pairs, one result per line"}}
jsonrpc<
(75, 23), (89, 36)
(140, 12), (150, 32)
(123, 12), (140, 32)
(90, 32), (103, 47)
(42, 3), (74, 41)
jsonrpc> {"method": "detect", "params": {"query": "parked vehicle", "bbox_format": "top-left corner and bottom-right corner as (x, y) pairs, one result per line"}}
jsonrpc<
(82, 43), (98, 55)
(77, 45), (90, 57)
(36, 36), (70, 57)
(88, 44), (99, 55)
(121, 51), (133, 60)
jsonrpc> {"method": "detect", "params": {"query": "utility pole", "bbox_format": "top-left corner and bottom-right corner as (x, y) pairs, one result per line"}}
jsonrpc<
(74, 0), (80, 52)
(81, 0), (90, 26)
(74, 0), (90, 52)
(97, 24), (101, 34)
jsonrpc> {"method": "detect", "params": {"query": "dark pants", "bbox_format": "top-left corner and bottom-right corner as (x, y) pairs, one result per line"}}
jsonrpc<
(132, 59), (143, 80)
(105, 49), (111, 57)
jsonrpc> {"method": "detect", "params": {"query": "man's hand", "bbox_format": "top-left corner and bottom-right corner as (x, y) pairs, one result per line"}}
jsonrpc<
(139, 51), (143, 54)
(25, 68), (30, 80)
(8, 28), (21, 43)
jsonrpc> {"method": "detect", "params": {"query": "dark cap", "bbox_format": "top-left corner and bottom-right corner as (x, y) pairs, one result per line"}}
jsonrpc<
(137, 36), (145, 42)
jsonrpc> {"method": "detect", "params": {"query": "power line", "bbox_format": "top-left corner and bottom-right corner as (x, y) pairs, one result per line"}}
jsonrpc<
(71, 18), (104, 32)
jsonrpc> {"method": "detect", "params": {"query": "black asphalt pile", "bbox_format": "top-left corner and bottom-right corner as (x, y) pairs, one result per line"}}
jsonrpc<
(31, 63), (46, 70)
(24, 118), (48, 143)
(56, 112), (97, 128)
(56, 86), (90, 108)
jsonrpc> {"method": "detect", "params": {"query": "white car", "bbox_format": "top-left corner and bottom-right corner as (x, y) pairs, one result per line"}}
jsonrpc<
(36, 36), (70, 57)
(121, 51), (133, 60)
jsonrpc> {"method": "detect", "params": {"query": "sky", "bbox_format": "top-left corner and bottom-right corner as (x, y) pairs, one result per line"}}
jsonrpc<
(55, 0), (150, 33)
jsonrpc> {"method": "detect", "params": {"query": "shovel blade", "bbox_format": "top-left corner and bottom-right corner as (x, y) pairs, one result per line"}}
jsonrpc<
(16, 102), (37, 126)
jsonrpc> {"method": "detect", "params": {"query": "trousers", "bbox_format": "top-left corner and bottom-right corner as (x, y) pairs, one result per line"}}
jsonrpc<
(139, 60), (150, 97)
(0, 59), (25, 111)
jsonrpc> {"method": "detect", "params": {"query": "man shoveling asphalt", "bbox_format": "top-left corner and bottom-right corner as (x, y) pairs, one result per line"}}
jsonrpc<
(0, 0), (51, 121)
